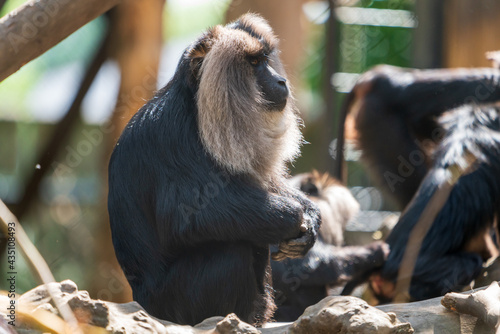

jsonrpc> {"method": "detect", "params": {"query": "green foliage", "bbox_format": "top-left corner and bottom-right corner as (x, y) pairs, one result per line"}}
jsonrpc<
(340, 25), (412, 73)
(363, 0), (413, 10)
(296, 0), (414, 188)
(337, 0), (415, 205)
(0, 0), (26, 17)
(164, 0), (229, 39)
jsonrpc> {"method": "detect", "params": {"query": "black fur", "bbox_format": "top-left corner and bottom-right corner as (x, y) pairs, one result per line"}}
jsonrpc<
(272, 241), (387, 321)
(272, 174), (387, 321)
(349, 65), (500, 209)
(345, 65), (500, 300)
(252, 58), (288, 111)
(383, 104), (500, 300)
(108, 22), (319, 326)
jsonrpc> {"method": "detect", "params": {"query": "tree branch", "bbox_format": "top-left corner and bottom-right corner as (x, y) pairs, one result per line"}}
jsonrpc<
(0, 0), (120, 82)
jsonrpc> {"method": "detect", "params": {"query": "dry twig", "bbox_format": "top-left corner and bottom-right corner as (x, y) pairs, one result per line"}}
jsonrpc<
(0, 200), (82, 333)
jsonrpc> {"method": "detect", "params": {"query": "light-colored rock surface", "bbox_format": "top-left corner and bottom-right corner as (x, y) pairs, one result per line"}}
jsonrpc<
(289, 296), (413, 334)
(377, 285), (496, 334)
(9, 280), (500, 333)
(442, 282), (500, 332)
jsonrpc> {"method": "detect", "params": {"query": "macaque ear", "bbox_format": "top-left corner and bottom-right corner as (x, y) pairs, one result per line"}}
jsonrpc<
(187, 27), (218, 78)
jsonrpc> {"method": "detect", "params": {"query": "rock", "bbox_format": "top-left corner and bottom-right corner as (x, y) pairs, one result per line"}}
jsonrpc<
(16, 280), (490, 334)
(378, 284), (498, 334)
(214, 314), (261, 334)
(442, 282), (500, 331)
(289, 296), (413, 334)
(474, 256), (500, 289)
(377, 295), (462, 334)
(9, 280), (186, 333)
(20, 279), (110, 328)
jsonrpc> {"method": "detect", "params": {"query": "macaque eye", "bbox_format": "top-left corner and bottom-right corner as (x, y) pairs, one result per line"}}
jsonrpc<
(249, 57), (261, 66)
(249, 53), (268, 67)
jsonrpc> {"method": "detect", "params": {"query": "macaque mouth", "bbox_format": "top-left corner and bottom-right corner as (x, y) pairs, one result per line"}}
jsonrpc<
(265, 97), (288, 111)
(262, 80), (289, 111)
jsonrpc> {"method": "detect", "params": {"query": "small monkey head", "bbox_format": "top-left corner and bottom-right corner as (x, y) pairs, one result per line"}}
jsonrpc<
(185, 14), (302, 184)
(289, 171), (360, 246)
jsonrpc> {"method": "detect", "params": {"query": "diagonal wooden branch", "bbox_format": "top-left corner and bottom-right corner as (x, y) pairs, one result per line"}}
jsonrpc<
(0, 0), (120, 82)
(393, 152), (478, 303)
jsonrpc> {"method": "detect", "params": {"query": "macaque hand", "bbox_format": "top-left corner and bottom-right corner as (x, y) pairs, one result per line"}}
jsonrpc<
(272, 204), (320, 261)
